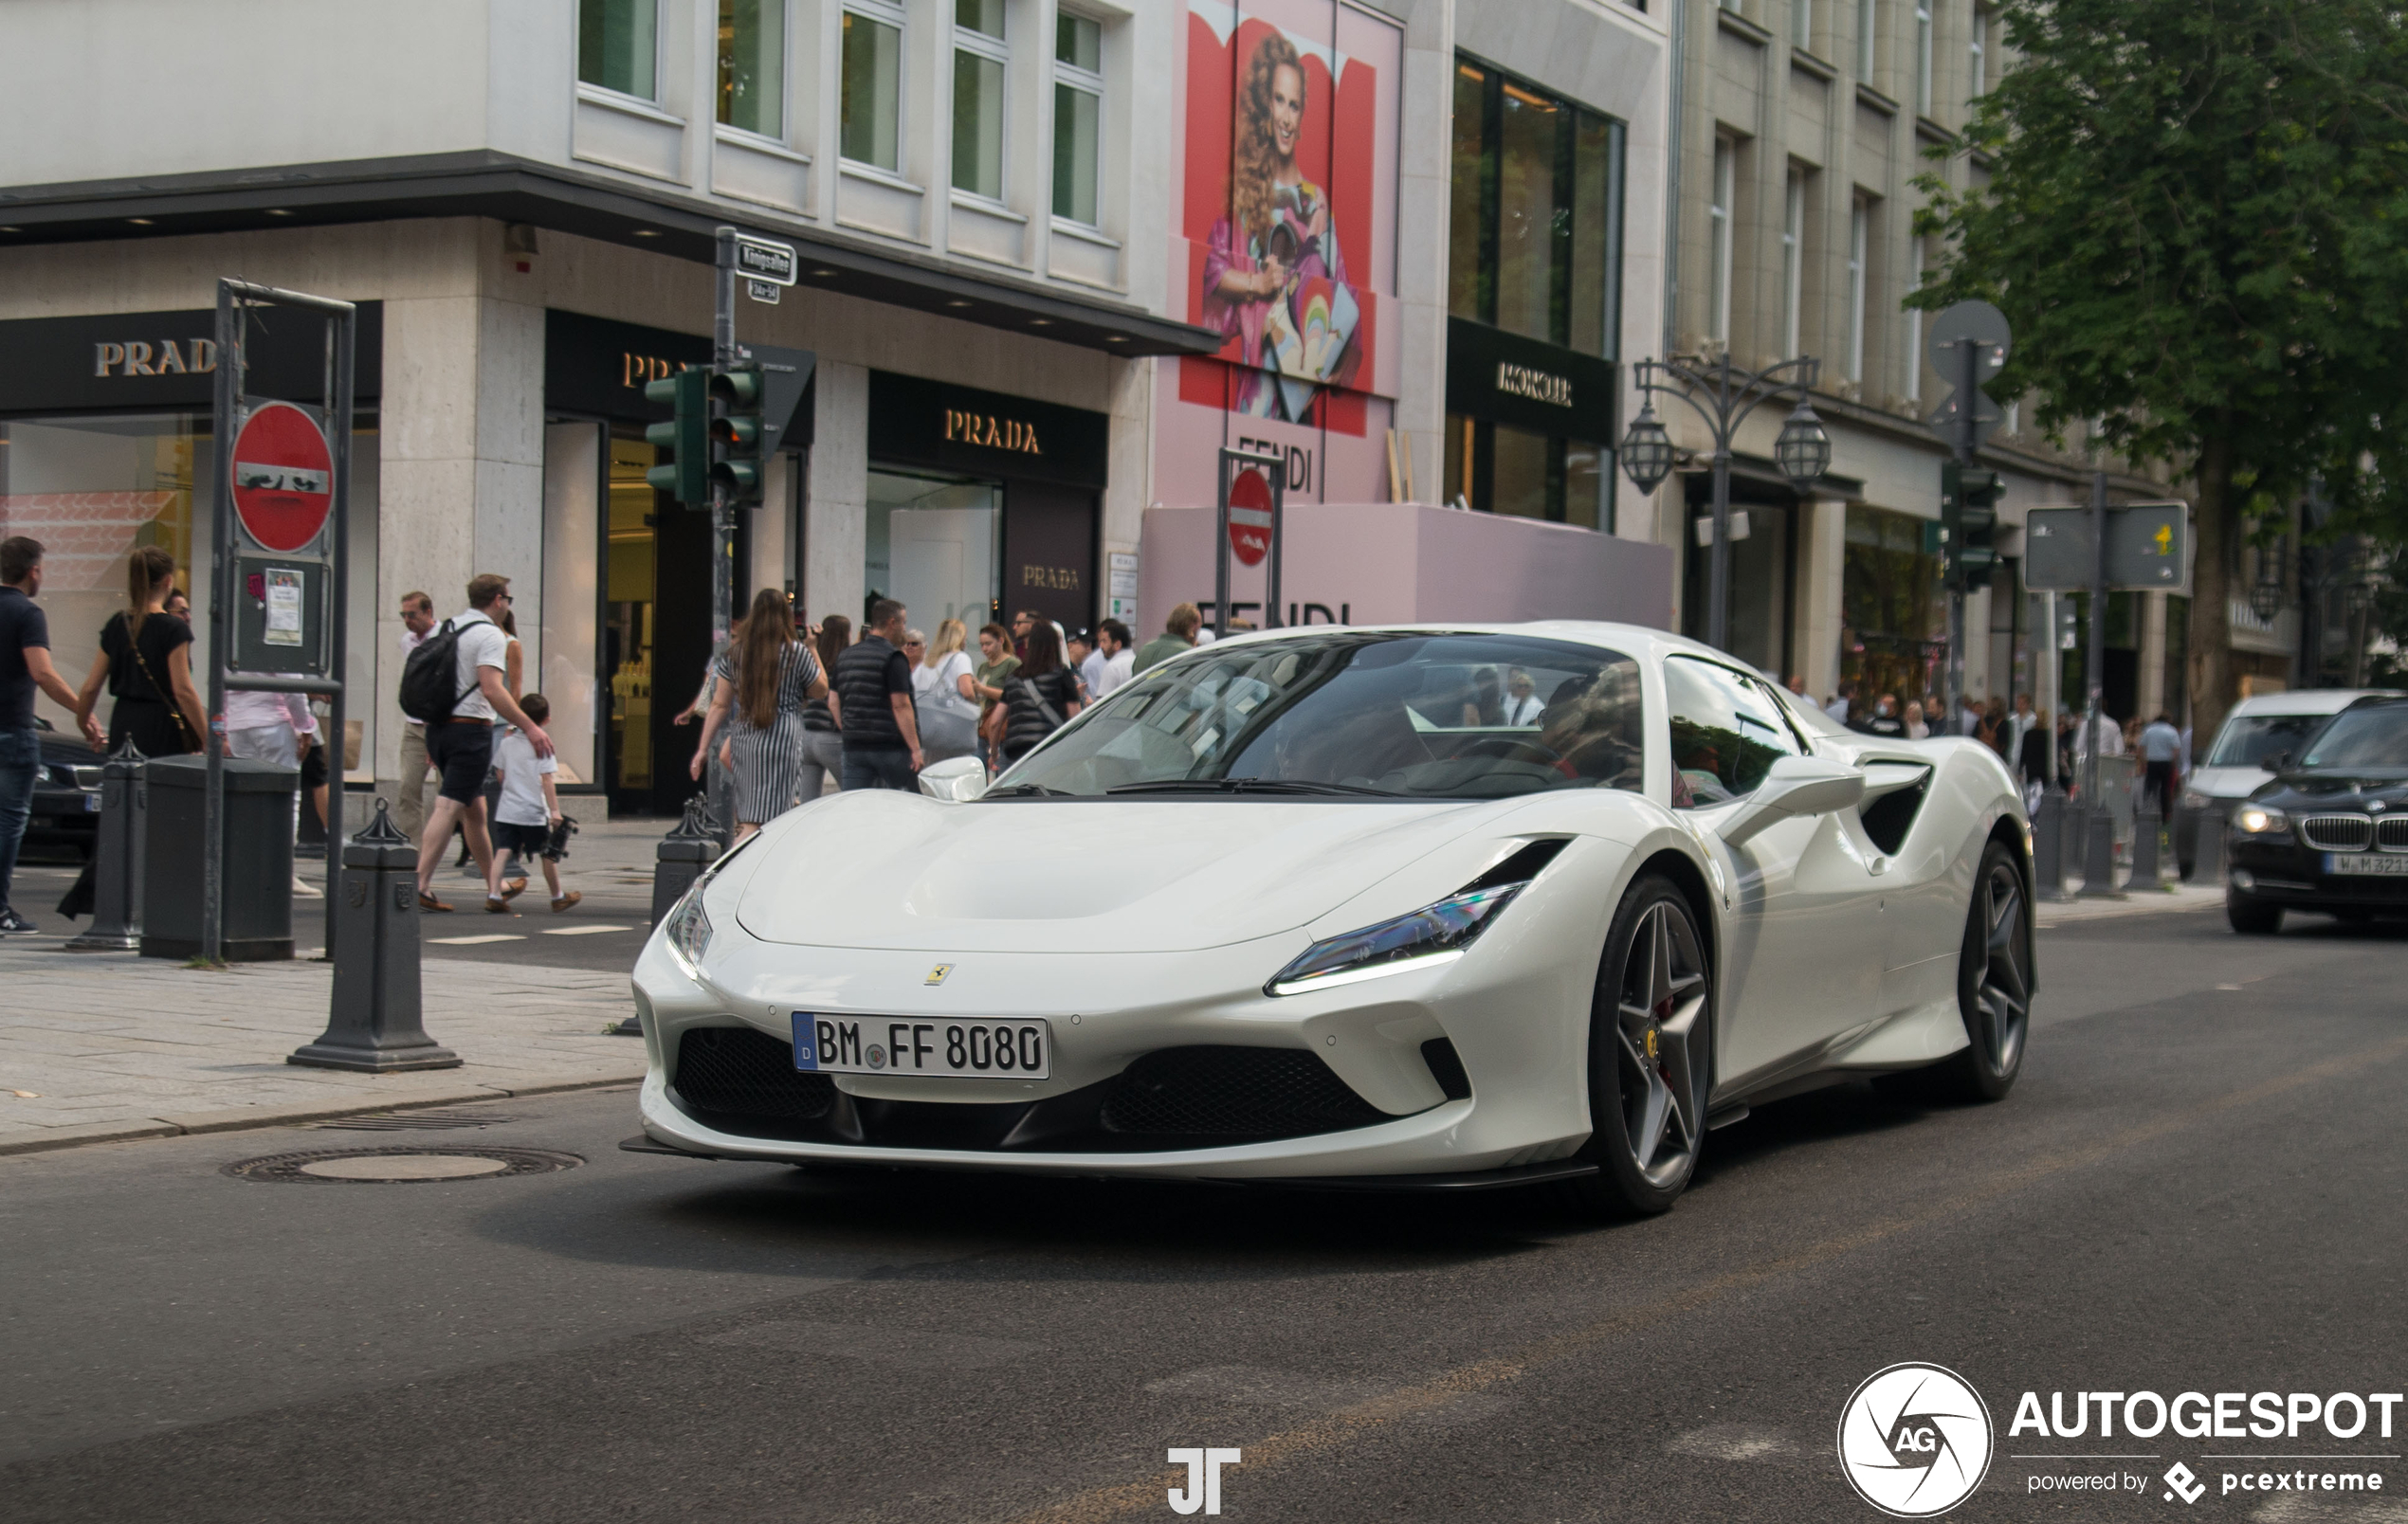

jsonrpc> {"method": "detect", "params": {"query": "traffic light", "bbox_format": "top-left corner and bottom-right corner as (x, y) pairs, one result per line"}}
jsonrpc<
(709, 362), (765, 508)
(644, 368), (709, 505)
(1942, 462), (2002, 590)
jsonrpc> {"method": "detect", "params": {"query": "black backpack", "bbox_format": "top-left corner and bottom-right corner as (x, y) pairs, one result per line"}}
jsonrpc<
(399, 619), (472, 723)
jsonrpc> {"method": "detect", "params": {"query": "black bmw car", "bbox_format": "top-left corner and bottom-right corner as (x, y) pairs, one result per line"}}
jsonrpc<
(2227, 695), (2408, 934)
(25, 717), (103, 860)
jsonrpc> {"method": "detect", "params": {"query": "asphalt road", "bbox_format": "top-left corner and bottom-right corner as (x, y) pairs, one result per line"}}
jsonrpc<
(5, 904), (2405, 1523)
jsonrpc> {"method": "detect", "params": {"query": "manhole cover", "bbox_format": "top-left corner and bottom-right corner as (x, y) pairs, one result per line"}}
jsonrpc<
(314, 1109), (515, 1132)
(222, 1147), (582, 1184)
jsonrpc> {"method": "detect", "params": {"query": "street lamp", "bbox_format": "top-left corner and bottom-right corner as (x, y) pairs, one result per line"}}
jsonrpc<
(1620, 353), (1828, 654)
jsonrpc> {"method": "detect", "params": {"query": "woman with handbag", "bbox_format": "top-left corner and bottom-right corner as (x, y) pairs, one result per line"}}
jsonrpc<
(72, 546), (205, 757)
(996, 621), (1083, 766)
(914, 618), (981, 764)
(690, 588), (827, 843)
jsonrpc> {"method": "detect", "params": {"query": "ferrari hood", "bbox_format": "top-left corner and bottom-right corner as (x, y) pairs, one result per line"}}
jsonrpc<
(732, 791), (1511, 953)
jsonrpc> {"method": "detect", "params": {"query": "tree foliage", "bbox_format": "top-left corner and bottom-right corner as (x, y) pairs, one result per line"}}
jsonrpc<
(1910, 0), (2408, 732)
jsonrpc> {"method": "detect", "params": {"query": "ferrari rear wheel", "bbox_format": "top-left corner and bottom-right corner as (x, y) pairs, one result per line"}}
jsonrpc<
(1566, 875), (1712, 1217)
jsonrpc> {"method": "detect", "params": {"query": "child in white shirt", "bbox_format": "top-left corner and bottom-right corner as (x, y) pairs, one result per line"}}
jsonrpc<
(491, 693), (579, 912)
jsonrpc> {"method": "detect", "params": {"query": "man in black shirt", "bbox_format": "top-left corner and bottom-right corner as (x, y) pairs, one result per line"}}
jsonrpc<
(834, 598), (923, 790)
(1, 537), (100, 934)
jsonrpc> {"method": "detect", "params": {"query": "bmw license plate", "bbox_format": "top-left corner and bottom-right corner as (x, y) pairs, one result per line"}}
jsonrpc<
(83, 793), (102, 812)
(793, 1013), (1051, 1079)
(2326, 852), (2408, 876)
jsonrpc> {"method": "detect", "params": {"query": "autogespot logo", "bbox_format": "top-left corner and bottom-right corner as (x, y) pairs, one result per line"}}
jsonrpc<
(1838, 1363), (1997, 1517)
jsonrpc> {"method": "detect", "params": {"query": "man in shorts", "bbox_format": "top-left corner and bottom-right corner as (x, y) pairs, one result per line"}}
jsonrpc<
(414, 574), (552, 914)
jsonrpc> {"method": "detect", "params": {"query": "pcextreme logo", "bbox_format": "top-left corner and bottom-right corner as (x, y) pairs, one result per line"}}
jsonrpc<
(1838, 1363), (1997, 1517)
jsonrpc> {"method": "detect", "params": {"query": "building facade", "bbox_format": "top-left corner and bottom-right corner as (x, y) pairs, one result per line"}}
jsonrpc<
(0, 0), (1675, 818)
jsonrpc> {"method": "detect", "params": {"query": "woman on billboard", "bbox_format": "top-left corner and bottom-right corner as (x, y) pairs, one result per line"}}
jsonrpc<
(1204, 29), (1361, 421)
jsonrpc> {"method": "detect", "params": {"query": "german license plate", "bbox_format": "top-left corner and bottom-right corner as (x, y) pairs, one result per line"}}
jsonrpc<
(793, 1013), (1051, 1079)
(83, 793), (102, 812)
(2326, 853), (2408, 876)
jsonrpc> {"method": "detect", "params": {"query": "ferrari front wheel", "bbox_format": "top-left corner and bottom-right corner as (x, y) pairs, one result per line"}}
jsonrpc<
(1566, 875), (1713, 1218)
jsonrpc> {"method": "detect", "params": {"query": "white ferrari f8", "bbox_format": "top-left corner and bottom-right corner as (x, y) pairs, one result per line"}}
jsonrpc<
(629, 624), (2033, 1215)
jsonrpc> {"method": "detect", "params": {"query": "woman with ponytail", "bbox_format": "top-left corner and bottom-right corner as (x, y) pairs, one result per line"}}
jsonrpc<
(690, 589), (828, 842)
(73, 545), (205, 757)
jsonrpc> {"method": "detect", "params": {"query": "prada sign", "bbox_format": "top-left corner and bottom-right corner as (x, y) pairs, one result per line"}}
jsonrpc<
(869, 371), (1107, 488)
(545, 310), (713, 423)
(1445, 316), (1616, 443)
(0, 305), (383, 413)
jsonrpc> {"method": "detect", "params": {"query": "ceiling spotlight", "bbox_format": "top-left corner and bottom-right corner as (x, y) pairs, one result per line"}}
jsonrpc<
(812, 268), (837, 277)
(631, 228), (660, 238)
(946, 299), (972, 308)
(1029, 318), (1053, 327)
(1106, 336), (1128, 343)
(0, 226), (20, 234)
(127, 217), (155, 227)
(265, 209), (293, 217)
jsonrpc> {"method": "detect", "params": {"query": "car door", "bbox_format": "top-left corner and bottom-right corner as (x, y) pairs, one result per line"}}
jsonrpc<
(1663, 657), (1884, 1088)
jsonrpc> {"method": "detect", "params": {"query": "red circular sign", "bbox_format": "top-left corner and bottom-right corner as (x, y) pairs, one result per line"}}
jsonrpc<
(230, 402), (334, 553)
(1227, 466), (1274, 568)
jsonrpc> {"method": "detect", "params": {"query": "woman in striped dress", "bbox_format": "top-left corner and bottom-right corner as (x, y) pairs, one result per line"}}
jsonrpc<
(690, 589), (827, 841)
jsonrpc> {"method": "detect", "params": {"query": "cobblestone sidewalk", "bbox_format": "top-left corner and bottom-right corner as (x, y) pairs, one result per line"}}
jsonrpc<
(0, 943), (644, 1155)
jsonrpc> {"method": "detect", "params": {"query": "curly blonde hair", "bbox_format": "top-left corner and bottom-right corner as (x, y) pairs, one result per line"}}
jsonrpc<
(1230, 31), (1306, 249)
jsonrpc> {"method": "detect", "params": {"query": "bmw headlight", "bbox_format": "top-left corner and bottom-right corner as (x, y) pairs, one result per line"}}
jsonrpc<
(2235, 805), (2289, 835)
(1267, 884), (1526, 996)
(663, 887), (714, 976)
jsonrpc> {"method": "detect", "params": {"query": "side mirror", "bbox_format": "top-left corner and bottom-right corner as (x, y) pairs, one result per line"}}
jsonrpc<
(2260, 752), (2289, 773)
(917, 754), (989, 802)
(1719, 754), (1867, 849)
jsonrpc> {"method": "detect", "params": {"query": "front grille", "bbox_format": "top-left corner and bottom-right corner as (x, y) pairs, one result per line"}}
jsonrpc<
(673, 1025), (835, 1120)
(2379, 817), (2408, 853)
(70, 766), (101, 789)
(1099, 1046), (1390, 1138)
(2300, 814), (2374, 852)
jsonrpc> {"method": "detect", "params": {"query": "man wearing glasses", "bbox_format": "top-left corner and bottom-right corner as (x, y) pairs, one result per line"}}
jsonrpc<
(413, 574), (552, 914)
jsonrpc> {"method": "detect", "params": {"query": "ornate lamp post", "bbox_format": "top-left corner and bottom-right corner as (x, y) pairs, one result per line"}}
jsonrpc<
(1620, 353), (1831, 654)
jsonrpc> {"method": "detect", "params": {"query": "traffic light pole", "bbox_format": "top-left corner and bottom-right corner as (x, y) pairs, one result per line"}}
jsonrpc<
(709, 228), (738, 843)
(1944, 337), (1979, 734)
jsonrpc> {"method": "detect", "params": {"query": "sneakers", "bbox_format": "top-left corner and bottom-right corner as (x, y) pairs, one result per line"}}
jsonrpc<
(418, 891), (453, 914)
(551, 891), (582, 913)
(0, 907), (35, 934)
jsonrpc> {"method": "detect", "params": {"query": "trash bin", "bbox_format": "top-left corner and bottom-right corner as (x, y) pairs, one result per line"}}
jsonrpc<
(139, 755), (298, 962)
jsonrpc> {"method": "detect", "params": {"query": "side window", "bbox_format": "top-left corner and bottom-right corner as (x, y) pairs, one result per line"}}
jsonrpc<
(1664, 657), (1804, 807)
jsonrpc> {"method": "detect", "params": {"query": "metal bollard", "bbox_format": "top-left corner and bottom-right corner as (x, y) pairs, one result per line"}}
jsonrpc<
(289, 800), (460, 1071)
(2079, 800), (2125, 898)
(2032, 786), (2071, 900)
(2191, 805), (2227, 883)
(616, 795), (723, 1036)
(2132, 802), (2169, 889)
(64, 738), (147, 952)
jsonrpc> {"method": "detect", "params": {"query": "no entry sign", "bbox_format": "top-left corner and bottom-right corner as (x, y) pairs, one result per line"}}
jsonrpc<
(230, 401), (334, 553)
(1227, 465), (1274, 567)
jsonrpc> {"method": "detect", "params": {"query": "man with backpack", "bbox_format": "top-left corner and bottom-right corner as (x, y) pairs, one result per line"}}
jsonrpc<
(399, 574), (552, 913)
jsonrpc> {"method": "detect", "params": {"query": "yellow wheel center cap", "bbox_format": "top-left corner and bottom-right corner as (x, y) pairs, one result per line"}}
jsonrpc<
(1645, 1025), (1659, 1061)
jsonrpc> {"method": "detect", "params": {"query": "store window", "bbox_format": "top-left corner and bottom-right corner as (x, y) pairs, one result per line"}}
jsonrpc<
(1793, 0), (1814, 50)
(1052, 13), (1104, 225)
(1445, 55), (1624, 531)
(579, 0), (658, 100)
(866, 469), (1002, 634)
(842, 2), (904, 172)
(1968, 8), (1988, 103)
(1841, 504), (1945, 710)
(0, 411), (380, 778)
(718, 0), (785, 138)
(952, 0), (1008, 200)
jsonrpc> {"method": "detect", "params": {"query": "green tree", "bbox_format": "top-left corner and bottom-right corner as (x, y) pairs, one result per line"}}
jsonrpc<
(1911, 0), (2408, 744)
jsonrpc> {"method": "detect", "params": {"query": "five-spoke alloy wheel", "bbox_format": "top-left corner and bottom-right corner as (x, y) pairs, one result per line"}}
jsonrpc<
(1569, 875), (1713, 1216)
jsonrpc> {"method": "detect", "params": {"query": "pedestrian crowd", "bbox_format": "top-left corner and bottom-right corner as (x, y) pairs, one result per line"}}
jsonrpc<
(1800, 673), (2187, 810)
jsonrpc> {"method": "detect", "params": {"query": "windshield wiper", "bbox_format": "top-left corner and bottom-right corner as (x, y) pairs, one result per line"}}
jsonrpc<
(982, 782), (1076, 798)
(1104, 778), (1401, 797)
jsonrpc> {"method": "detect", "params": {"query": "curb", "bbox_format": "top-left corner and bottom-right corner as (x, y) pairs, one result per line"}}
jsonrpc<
(0, 1070), (646, 1159)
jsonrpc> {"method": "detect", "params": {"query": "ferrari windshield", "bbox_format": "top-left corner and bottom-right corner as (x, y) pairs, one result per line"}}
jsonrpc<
(2298, 704), (2408, 771)
(990, 631), (1647, 800)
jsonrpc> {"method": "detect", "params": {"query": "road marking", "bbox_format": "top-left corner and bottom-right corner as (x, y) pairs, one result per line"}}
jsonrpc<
(1002, 1030), (2408, 1524)
(542, 925), (631, 936)
(427, 934), (527, 945)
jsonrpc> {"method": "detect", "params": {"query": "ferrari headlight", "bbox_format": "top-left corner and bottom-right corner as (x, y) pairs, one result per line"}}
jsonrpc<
(663, 888), (714, 976)
(2235, 805), (2289, 835)
(1267, 883), (1527, 996)
(2180, 789), (2211, 812)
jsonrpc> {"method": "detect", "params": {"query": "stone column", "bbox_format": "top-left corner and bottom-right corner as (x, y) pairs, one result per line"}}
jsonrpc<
(805, 360), (869, 632)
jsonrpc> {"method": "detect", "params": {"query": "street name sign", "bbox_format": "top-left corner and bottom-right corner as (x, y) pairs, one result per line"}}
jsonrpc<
(230, 400), (334, 552)
(745, 279), (781, 305)
(2024, 502), (2190, 592)
(734, 234), (798, 286)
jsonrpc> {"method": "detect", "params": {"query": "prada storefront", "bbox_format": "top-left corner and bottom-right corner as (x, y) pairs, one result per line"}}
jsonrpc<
(543, 309), (811, 815)
(864, 372), (1109, 639)
(0, 304), (385, 781)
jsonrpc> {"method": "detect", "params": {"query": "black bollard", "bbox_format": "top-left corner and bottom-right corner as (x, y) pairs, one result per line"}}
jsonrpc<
(289, 800), (460, 1071)
(2079, 799), (2125, 899)
(64, 738), (147, 952)
(617, 796), (723, 1036)
(2031, 786), (2071, 901)
(2190, 805), (2227, 883)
